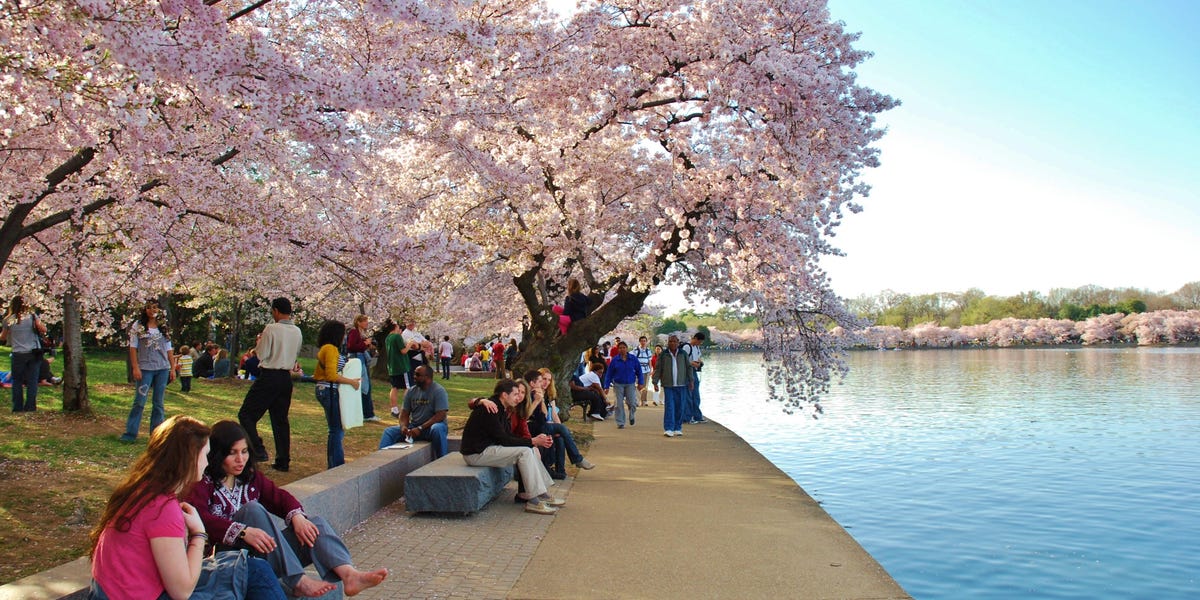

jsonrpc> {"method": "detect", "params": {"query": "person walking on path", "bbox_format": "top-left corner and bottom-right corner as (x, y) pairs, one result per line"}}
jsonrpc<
(602, 341), (644, 429)
(1, 295), (47, 412)
(378, 365), (450, 458)
(652, 335), (693, 437)
(346, 315), (379, 423)
(632, 336), (654, 407)
(238, 297), (302, 472)
(121, 299), (177, 442)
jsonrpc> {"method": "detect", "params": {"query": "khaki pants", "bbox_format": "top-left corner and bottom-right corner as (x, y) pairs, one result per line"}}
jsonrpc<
(464, 445), (553, 499)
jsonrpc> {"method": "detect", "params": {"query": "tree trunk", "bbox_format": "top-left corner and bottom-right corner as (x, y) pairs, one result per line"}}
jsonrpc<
(509, 280), (651, 394)
(370, 329), (389, 380)
(231, 300), (243, 366)
(61, 289), (89, 412)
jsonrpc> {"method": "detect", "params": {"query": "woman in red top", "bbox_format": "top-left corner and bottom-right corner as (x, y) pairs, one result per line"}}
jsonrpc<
(188, 420), (387, 597)
(345, 315), (377, 422)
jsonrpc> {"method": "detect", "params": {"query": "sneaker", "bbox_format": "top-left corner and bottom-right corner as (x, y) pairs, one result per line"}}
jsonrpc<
(550, 469), (567, 480)
(524, 500), (558, 515)
(589, 413), (605, 421)
(575, 459), (596, 470)
(118, 435), (137, 444)
(664, 431), (675, 437)
(271, 463), (290, 472)
(674, 430), (683, 436)
(630, 417), (635, 426)
(695, 418), (707, 423)
(617, 424), (624, 429)
(365, 416), (382, 423)
(538, 493), (567, 507)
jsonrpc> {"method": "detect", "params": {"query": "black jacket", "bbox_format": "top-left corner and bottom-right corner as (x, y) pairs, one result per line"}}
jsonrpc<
(460, 399), (532, 455)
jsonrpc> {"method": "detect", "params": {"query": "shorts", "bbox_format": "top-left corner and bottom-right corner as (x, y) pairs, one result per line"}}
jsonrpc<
(390, 374), (410, 389)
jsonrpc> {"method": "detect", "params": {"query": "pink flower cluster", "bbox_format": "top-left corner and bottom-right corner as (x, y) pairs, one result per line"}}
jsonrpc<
(847, 310), (1200, 348)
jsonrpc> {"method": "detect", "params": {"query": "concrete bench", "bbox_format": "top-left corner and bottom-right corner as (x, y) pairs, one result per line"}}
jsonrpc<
(404, 453), (514, 514)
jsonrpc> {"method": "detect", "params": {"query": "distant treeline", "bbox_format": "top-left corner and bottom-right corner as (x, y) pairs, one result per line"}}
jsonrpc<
(846, 282), (1200, 329)
(646, 283), (1200, 351)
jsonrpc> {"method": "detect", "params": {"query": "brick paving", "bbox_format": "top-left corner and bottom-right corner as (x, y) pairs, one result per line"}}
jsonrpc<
(342, 477), (576, 600)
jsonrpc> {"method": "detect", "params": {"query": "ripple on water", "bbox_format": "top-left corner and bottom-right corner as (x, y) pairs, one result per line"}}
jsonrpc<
(700, 348), (1200, 599)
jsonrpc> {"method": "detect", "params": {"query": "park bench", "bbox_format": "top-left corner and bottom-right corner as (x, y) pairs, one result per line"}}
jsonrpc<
(404, 453), (514, 514)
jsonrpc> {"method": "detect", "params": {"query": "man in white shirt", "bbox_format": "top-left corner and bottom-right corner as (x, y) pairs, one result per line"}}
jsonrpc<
(632, 336), (655, 406)
(237, 297), (303, 471)
(571, 361), (608, 421)
(402, 319), (427, 371)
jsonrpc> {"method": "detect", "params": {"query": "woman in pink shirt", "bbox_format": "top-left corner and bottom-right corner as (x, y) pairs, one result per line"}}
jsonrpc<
(89, 416), (284, 600)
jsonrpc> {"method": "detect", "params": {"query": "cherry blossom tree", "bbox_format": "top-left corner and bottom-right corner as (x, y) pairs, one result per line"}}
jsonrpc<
(1, 0), (465, 408)
(382, 0), (898, 411)
(4, 0), (896, 413)
(1076, 313), (1124, 345)
(910, 321), (960, 348)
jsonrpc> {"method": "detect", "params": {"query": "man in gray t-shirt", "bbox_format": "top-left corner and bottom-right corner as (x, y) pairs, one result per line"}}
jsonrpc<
(377, 365), (450, 458)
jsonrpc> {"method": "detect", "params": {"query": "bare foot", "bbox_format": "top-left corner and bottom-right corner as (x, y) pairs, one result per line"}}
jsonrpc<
(292, 575), (337, 597)
(342, 567), (389, 596)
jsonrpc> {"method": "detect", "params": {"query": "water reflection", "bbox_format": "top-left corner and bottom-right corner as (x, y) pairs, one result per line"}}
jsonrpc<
(701, 347), (1200, 599)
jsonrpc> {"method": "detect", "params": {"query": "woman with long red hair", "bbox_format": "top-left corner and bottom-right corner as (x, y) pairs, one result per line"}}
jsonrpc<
(89, 415), (283, 600)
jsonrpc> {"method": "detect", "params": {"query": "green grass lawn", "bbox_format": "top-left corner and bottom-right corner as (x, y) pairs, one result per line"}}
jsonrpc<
(0, 348), (592, 584)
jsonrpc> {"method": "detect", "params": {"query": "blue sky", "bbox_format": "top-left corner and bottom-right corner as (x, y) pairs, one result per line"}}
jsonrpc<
(821, 0), (1200, 298)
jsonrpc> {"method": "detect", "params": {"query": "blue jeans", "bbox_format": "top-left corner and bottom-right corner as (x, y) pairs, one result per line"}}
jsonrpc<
(378, 421), (448, 458)
(89, 553), (283, 600)
(245, 556), (287, 600)
(440, 356), (452, 379)
(315, 386), (344, 469)
(686, 372), (704, 422)
(122, 368), (169, 440)
(611, 383), (638, 426)
(663, 386), (687, 432)
(10, 351), (40, 412)
(542, 422), (583, 467)
(235, 503), (350, 591)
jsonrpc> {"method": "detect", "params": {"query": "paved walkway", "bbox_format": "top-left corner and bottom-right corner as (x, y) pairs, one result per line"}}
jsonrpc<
(342, 405), (910, 599)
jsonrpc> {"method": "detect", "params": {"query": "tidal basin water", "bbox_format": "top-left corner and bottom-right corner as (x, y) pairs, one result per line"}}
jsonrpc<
(700, 347), (1200, 599)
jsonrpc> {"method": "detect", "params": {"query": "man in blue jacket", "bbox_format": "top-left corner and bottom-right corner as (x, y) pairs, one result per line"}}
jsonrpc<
(602, 341), (644, 429)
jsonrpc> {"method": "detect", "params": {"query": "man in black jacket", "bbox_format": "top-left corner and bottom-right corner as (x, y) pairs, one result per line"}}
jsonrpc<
(193, 343), (218, 378)
(461, 379), (566, 515)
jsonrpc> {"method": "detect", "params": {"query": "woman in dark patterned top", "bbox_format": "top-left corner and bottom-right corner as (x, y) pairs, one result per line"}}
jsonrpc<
(187, 421), (387, 597)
